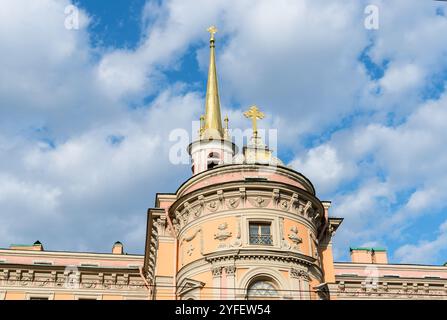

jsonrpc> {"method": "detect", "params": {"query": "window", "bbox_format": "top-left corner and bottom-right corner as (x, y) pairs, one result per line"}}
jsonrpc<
(249, 222), (272, 245)
(29, 297), (49, 300)
(33, 261), (53, 266)
(247, 280), (278, 299)
(80, 263), (99, 267)
(207, 152), (220, 170)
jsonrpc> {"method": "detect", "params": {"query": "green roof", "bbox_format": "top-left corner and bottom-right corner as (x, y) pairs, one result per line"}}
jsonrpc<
(350, 247), (387, 252)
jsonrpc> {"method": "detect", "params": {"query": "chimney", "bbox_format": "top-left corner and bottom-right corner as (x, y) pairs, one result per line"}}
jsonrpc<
(112, 241), (124, 255)
(10, 240), (44, 251)
(350, 247), (388, 264)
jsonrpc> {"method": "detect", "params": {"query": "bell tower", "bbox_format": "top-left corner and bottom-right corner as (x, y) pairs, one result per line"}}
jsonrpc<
(188, 26), (236, 174)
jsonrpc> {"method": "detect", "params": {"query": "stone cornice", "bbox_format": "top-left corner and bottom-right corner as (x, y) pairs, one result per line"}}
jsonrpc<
(0, 263), (142, 273)
(176, 164), (316, 197)
(0, 249), (143, 261)
(0, 265), (147, 292)
(335, 274), (447, 283)
(203, 248), (318, 267)
(334, 262), (447, 272)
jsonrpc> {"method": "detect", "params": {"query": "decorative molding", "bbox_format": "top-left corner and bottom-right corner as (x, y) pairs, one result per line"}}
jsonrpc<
(279, 200), (289, 210)
(334, 279), (447, 300)
(170, 185), (325, 237)
(217, 189), (224, 207)
(279, 217), (291, 250)
(214, 223), (232, 248)
(226, 197), (240, 209)
(211, 267), (222, 278)
(272, 189), (280, 208)
(181, 228), (204, 265)
(224, 266), (236, 276)
(177, 278), (205, 297)
(303, 201), (312, 216)
(0, 268), (146, 292)
(154, 216), (167, 237)
(290, 268), (310, 281)
(310, 232), (319, 261)
(289, 193), (299, 211)
(184, 228), (202, 242)
(204, 249), (319, 273)
(239, 187), (246, 208)
(231, 218), (242, 248)
(248, 196), (270, 208)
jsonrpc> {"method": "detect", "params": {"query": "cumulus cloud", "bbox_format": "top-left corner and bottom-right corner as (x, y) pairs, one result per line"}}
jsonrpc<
(394, 220), (447, 264)
(290, 145), (356, 195)
(311, 93), (447, 261)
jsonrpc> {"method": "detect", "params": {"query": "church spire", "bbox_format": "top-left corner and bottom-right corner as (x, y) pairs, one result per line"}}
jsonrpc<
(202, 26), (224, 140)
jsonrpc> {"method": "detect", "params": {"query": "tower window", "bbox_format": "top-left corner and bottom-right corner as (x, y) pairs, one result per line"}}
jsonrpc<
(207, 152), (221, 170)
(249, 222), (272, 245)
(207, 160), (219, 170)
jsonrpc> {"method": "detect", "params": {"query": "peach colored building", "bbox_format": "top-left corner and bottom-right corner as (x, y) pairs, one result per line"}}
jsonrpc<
(1, 28), (446, 300)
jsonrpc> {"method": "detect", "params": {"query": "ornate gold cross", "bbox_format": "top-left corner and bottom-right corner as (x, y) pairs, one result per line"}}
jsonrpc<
(207, 25), (218, 41)
(244, 105), (265, 137)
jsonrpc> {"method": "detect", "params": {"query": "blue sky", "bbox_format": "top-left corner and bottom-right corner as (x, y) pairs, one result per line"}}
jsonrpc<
(1, 0), (447, 265)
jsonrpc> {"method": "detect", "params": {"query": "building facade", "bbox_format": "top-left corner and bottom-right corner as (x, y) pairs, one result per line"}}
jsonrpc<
(0, 27), (446, 300)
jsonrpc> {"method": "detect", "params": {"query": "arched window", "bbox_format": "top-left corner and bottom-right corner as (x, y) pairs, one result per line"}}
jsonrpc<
(247, 278), (279, 300)
(208, 152), (220, 158)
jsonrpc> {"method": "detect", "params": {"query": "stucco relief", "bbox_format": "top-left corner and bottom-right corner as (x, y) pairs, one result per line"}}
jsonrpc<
(288, 226), (303, 251)
(181, 228), (204, 265)
(214, 223), (232, 249)
(225, 265), (236, 276)
(207, 200), (219, 212)
(226, 197), (240, 209)
(248, 196), (270, 208)
(211, 266), (222, 278)
(290, 268), (310, 281)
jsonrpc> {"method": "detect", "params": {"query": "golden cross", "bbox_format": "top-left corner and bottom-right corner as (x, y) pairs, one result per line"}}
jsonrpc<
(207, 25), (218, 41)
(244, 105), (265, 137)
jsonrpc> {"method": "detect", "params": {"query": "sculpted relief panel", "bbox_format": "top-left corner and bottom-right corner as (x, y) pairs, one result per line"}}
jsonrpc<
(170, 187), (323, 235)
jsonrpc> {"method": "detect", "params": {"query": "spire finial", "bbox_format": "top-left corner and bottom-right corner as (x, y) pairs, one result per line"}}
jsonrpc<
(202, 25), (224, 139)
(244, 105), (265, 138)
(207, 25), (218, 42)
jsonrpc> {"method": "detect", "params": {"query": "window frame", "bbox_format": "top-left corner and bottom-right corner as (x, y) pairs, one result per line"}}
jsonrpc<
(248, 222), (273, 245)
(245, 217), (277, 247)
(246, 277), (280, 300)
(26, 293), (54, 300)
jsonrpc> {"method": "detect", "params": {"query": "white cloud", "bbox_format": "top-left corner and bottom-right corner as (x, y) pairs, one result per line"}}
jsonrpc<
(379, 63), (424, 93)
(394, 220), (447, 264)
(290, 145), (355, 195)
